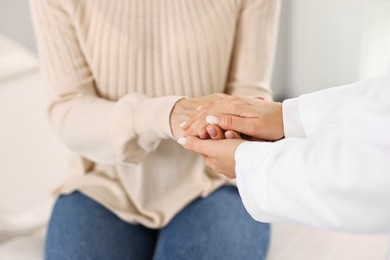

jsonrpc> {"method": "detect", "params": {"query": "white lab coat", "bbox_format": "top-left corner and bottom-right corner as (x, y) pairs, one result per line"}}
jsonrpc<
(235, 69), (390, 233)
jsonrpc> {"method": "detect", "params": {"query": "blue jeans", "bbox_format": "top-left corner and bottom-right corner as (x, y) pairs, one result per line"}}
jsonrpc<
(45, 186), (270, 260)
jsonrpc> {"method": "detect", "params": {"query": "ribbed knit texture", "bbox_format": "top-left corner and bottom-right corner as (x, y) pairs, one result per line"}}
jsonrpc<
(30, 0), (280, 228)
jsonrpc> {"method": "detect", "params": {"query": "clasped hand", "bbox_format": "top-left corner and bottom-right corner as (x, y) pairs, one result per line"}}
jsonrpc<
(171, 95), (284, 179)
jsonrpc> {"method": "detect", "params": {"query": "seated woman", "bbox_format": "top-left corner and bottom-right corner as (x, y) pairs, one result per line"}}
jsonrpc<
(30, 0), (281, 259)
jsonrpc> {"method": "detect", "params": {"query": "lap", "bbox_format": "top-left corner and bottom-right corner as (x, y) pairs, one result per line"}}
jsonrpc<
(45, 191), (157, 260)
(46, 187), (269, 260)
(154, 186), (270, 260)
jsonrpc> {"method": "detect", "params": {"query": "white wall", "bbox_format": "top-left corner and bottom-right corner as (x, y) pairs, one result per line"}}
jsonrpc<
(0, 0), (36, 51)
(273, 0), (390, 98)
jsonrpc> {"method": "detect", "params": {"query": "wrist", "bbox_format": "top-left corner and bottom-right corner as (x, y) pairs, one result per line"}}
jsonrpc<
(276, 102), (285, 138)
(170, 97), (188, 139)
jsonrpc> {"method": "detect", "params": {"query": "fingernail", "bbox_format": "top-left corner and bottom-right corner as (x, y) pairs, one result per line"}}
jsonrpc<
(207, 126), (217, 137)
(206, 115), (218, 125)
(196, 106), (203, 111)
(179, 121), (187, 128)
(177, 136), (187, 145)
(199, 129), (207, 139)
(225, 131), (235, 139)
(199, 132), (207, 139)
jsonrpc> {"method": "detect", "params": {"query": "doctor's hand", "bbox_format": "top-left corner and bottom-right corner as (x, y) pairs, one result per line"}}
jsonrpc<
(177, 136), (245, 179)
(183, 96), (284, 141)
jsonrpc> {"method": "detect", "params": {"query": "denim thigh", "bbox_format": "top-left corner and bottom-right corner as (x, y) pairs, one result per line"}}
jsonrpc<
(45, 191), (158, 260)
(154, 186), (270, 260)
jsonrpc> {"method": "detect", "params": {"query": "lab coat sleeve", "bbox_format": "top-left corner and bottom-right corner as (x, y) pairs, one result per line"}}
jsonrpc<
(282, 76), (384, 138)
(297, 75), (385, 138)
(236, 74), (390, 233)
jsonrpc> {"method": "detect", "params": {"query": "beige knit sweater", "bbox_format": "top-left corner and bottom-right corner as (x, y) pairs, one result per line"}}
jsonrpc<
(30, 0), (280, 228)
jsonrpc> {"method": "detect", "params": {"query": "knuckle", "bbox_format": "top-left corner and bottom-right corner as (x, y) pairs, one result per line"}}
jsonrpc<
(220, 115), (233, 128)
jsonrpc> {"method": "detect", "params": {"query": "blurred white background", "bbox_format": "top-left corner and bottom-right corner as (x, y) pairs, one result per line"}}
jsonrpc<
(0, 1), (389, 260)
(274, 0), (390, 98)
(0, 1), (36, 51)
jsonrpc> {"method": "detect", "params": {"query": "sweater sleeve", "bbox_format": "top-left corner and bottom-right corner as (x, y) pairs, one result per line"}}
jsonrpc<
(30, 0), (183, 165)
(226, 0), (281, 100)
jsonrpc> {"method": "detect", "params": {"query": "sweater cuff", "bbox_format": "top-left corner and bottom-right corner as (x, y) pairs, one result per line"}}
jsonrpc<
(282, 98), (306, 138)
(133, 96), (185, 140)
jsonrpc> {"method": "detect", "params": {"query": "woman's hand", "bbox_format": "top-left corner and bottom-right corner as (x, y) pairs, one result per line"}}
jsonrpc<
(170, 94), (227, 139)
(183, 96), (284, 141)
(196, 124), (242, 140)
(177, 136), (245, 179)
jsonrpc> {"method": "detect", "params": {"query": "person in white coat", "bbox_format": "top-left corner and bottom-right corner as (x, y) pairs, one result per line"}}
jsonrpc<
(177, 68), (390, 233)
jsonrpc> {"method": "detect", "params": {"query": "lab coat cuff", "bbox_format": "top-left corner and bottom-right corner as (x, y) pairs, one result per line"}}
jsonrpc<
(282, 98), (306, 138)
(298, 93), (321, 137)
